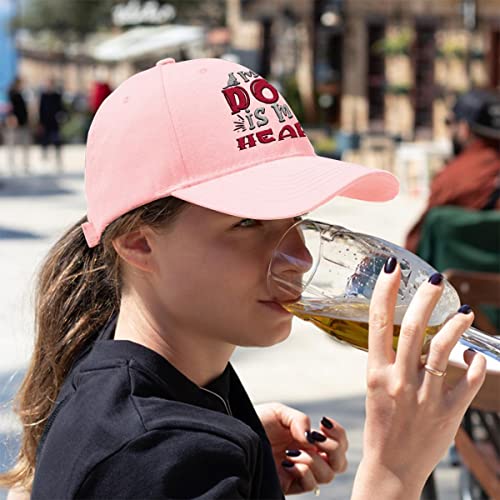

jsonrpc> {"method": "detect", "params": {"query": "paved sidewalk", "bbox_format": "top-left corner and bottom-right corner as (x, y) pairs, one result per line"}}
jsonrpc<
(0, 145), (463, 499)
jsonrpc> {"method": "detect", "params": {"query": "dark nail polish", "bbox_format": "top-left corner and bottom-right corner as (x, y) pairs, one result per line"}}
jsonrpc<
(458, 304), (472, 314)
(321, 417), (334, 429)
(286, 449), (301, 457)
(466, 348), (476, 353)
(305, 431), (315, 444)
(282, 460), (295, 468)
(384, 256), (397, 274)
(310, 431), (327, 442)
(428, 272), (443, 286)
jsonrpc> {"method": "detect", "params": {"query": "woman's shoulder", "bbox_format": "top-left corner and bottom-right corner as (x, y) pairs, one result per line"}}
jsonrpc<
(34, 406), (261, 499)
(33, 342), (266, 499)
(74, 428), (259, 499)
(62, 342), (259, 442)
(137, 395), (263, 450)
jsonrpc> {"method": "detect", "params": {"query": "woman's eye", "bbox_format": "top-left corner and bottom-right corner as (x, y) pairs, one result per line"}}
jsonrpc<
(235, 218), (261, 228)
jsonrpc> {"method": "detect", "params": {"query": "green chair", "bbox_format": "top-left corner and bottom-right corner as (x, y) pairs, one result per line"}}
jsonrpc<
(416, 206), (500, 331)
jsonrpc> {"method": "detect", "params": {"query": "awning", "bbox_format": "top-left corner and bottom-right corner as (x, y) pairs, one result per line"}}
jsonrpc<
(92, 24), (205, 62)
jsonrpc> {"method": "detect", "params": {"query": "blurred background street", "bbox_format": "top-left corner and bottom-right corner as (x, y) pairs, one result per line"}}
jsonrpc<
(1, 0), (499, 498)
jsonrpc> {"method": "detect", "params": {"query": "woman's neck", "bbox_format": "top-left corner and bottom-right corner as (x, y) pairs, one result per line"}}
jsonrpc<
(114, 294), (235, 387)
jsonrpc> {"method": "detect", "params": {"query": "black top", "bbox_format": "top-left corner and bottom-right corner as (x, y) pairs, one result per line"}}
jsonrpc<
(8, 89), (28, 126)
(32, 318), (284, 499)
(39, 91), (63, 130)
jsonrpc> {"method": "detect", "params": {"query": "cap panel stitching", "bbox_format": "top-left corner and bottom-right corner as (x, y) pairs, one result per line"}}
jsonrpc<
(157, 65), (189, 179)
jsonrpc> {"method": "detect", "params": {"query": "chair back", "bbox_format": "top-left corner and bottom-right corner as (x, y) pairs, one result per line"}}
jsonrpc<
(444, 270), (500, 335)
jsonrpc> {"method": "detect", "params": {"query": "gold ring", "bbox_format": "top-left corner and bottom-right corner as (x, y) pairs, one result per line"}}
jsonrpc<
(314, 486), (321, 496)
(424, 364), (446, 377)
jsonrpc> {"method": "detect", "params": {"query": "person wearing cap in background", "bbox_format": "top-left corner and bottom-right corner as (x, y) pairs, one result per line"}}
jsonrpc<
(406, 89), (500, 253)
(0, 58), (485, 499)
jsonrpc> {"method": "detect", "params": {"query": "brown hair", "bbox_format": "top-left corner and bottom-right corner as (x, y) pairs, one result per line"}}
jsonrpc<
(0, 196), (187, 491)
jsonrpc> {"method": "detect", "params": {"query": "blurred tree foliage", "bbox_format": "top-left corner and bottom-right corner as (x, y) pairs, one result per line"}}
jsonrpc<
(13, 0), (225, 40)
(14, 0), (116, 39)
(281, 75), (305, 124)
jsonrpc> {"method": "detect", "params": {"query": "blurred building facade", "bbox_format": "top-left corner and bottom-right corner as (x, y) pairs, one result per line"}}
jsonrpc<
(13, 1), (227, 100)
(9, 0), (500, 142)
(230, 0), (500, 140)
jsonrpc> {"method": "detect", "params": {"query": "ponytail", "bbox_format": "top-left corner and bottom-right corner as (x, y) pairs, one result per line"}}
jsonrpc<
(0, 216), (117, 489)
(0, 196), (187, 490)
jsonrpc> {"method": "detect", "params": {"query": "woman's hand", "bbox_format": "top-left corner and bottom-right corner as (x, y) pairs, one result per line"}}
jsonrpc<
(352, 259), (487, 500)
(255, 402), (348, 495)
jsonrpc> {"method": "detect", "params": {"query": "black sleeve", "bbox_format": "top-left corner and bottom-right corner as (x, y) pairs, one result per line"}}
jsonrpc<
(75, 429), (253, 499)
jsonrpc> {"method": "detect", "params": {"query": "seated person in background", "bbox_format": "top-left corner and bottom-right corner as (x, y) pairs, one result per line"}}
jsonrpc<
(406, 89), (500, 253)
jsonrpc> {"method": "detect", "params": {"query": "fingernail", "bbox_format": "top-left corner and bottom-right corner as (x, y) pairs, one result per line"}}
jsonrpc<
(458, 304), (472, 314)
(321, 417), (334, 429)
(305, 431), (315, 444)
(286, 449), (301, 457)
(310, 431), (327, 442)
(384, 256), (397, 274)
(466, 347), (476, 353)
(428, 272), (443, 286)
(282, 460), (295, 468)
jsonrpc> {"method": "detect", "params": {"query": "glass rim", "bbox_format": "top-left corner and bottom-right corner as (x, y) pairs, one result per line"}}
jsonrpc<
(266, 218), (325, 302)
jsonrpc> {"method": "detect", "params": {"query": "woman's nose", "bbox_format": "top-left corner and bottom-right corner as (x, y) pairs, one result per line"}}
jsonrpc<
(268, 227), (314, 301)
(277, 227), (313, 274)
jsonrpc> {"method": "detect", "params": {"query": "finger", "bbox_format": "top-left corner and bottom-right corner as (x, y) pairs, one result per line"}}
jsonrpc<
(448, 348), (487, 412)
(423, 308), (475, 398)
(463, 346), (479, 365)
(368, 257), (400, 370)
(318, 418), (348, 472)
(273, 404), (316, 452)
(312, 440), (348, 474)
(282, 460), (319, 494)
(285, 449), (336, 484)
(320, 416), (349, 454)
(395, 272), (445, 380)
(300, 426), (348, 471)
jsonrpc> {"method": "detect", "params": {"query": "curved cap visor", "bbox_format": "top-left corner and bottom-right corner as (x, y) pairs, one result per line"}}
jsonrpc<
(171, 155), (399, 219)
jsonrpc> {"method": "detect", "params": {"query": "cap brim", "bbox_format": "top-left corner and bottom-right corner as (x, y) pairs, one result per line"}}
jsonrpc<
(470, 122), (500, 140)
(171, 155), (399, 219)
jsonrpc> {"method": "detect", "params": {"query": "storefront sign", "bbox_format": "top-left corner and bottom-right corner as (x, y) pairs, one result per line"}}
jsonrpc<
(112, 1), (176, 26)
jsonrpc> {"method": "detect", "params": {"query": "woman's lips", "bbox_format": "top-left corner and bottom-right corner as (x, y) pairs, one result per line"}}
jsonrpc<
(259, 301), (292, 315)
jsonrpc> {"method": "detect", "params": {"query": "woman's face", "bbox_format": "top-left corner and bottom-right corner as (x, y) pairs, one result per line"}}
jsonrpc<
(144, 204), (307, 348)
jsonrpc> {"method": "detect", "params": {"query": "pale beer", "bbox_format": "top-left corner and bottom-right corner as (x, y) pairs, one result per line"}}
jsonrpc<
(284, 300), (442, 354)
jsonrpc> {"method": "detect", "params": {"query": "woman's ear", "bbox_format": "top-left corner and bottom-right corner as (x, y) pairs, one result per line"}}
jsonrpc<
(112, 229), (154, 273)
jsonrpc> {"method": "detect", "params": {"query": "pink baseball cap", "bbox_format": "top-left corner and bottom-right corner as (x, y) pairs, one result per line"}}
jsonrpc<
(82, 57), (399, 247)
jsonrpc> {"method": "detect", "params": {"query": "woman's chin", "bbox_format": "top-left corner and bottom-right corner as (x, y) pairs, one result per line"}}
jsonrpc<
(241, 322), (292, 347)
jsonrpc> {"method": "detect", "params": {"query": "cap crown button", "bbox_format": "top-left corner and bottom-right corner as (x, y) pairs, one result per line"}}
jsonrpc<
(156, 58), (176, 66)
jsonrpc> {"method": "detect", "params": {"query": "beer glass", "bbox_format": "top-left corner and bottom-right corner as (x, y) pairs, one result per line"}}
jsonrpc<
(267, 219), (500, 361)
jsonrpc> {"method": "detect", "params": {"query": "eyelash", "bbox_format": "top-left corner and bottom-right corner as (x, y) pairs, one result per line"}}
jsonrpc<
(235, 219), (261, 228)
(234, 216), (304, 229)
